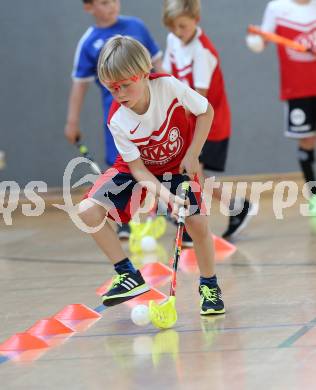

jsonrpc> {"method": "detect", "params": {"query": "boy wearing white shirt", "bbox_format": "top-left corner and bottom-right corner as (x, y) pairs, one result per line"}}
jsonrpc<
(79, 36), (225, 315)
(246, 0), (316, 214)
(163, 0), (254, 240)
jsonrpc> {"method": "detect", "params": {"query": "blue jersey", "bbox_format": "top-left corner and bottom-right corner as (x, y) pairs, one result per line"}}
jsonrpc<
(72, 16), (162, 165)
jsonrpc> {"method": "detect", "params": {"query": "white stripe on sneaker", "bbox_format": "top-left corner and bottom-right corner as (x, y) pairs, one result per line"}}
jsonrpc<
(127, 278), (138, 287)
(124, 280), (135, 289)
(121, 282), (132, 290)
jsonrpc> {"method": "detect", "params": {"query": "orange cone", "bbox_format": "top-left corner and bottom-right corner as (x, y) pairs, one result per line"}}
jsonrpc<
(67, 318), (101, 332)
(11, 349), (48, 363)
(42, 334), (74, 348)
(54, 304), (101, 320)
(212, 234), (236, 261)
(170, 235), (237, 274)
(125, 288), (167, 308)
(213, 234), (236, 252)
(178, 249), (199, 273)
(27, 318), (75, 336)
(0, 333), (48, 351)
(140, 262), (172, 287)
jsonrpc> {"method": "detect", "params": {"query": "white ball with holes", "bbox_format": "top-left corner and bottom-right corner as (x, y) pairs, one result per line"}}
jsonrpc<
(246, 34), (265, 53)
(140, 235), (157, 252)
(131, 304), (150, 326)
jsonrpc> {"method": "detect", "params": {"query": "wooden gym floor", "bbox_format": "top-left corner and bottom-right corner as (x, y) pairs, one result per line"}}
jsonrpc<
(1, 194), (316, 390)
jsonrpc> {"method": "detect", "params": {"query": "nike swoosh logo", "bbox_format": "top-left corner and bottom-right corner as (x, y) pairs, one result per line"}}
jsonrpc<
(130, 122), (141, 135)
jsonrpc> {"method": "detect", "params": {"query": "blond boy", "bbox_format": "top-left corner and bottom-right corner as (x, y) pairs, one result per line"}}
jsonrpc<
(163, 0), (254, 241)
(79, 36), (225, 315)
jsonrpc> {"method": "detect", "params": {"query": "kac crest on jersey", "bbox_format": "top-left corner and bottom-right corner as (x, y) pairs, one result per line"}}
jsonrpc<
(141, 127), (184, 166)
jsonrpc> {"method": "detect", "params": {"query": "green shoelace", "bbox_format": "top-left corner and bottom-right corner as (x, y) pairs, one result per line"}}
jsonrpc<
(110, 273), (128, 289)
(200, 285), (219, 304)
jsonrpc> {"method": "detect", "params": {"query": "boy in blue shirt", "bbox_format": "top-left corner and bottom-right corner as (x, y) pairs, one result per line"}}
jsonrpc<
(64, 0), (163, 237)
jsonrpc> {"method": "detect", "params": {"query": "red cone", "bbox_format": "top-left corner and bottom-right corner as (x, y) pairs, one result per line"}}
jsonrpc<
(54, 304), (101, 320)
(0, 333), (48, 351)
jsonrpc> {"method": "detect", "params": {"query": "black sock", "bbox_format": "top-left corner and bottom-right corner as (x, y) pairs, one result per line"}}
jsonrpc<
(114, 258), (137, 274)
(200, 274), (217, 287)
(298, 147), (316, 195)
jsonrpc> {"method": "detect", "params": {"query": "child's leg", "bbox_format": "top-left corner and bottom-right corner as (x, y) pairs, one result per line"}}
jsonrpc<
(286, 97), (316, 196)
(185, 214), (215, 277)
(298, 136), (316, 196)
(185, 214), (225, 315)
(166, 173), (224, 314)
(78, 199), (127, 263)
(79, 171), (149, 306)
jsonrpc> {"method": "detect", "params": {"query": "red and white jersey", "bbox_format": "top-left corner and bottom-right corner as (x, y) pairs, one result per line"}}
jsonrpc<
(107, 74), (208, 175)
(163, 27), (231, 141)
(261, 0), (316, 100)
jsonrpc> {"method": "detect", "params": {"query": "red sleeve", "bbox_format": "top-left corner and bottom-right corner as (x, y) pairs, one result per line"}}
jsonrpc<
(107, 100), (121, 125)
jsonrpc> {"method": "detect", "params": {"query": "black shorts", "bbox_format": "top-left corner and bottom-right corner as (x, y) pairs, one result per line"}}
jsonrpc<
(87, 169), (201, 224)
(199, 138), (229, 172)
(285, 96), (316, 139)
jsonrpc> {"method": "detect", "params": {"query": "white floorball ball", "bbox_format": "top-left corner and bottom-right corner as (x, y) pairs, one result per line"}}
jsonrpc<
(131, 304), (150, 326)
(245, 34), (265, 53)
(140, 236), (157, 252)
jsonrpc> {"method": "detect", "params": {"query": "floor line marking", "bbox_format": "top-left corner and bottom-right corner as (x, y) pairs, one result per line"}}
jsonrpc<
(69, 320), (313, 340)
(278, 316), (316, 348)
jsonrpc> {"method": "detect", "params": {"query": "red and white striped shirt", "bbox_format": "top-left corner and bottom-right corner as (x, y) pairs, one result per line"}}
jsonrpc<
(163, 27), (231, 141)
(108, 74), (208, 175)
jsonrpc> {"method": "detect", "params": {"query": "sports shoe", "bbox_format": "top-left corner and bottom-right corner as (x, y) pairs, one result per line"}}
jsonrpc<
(182, 230), (193, 248)
(222, 199), (255, 239)
(199, 284), (225, 315)
(117, 223), (131, 239)
(102, 270), (149, 307)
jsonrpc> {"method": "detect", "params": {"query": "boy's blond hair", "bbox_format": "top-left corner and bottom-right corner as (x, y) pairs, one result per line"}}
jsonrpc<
(163, 0), (201, 26)
(97, 35), (152, 85)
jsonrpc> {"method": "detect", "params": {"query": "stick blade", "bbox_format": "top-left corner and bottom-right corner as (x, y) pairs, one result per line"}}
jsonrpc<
(149, 297), (177, 329)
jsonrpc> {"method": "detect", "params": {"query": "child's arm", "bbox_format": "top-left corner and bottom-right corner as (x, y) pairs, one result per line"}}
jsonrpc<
(246, 2), (276, 53)
(195, 88), (208, 98)
(66, 33), (96, 143)
(180, 103), (214, 178)
(64, 81), (90, 144)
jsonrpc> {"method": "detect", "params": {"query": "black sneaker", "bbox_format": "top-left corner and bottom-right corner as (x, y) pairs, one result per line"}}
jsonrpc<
(117, 223), (131, 239)
(199, 284), (225, 315)
(182, 230), (193, 248)
(102, 270), (149, 307)
(222, 200), (256, 239)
